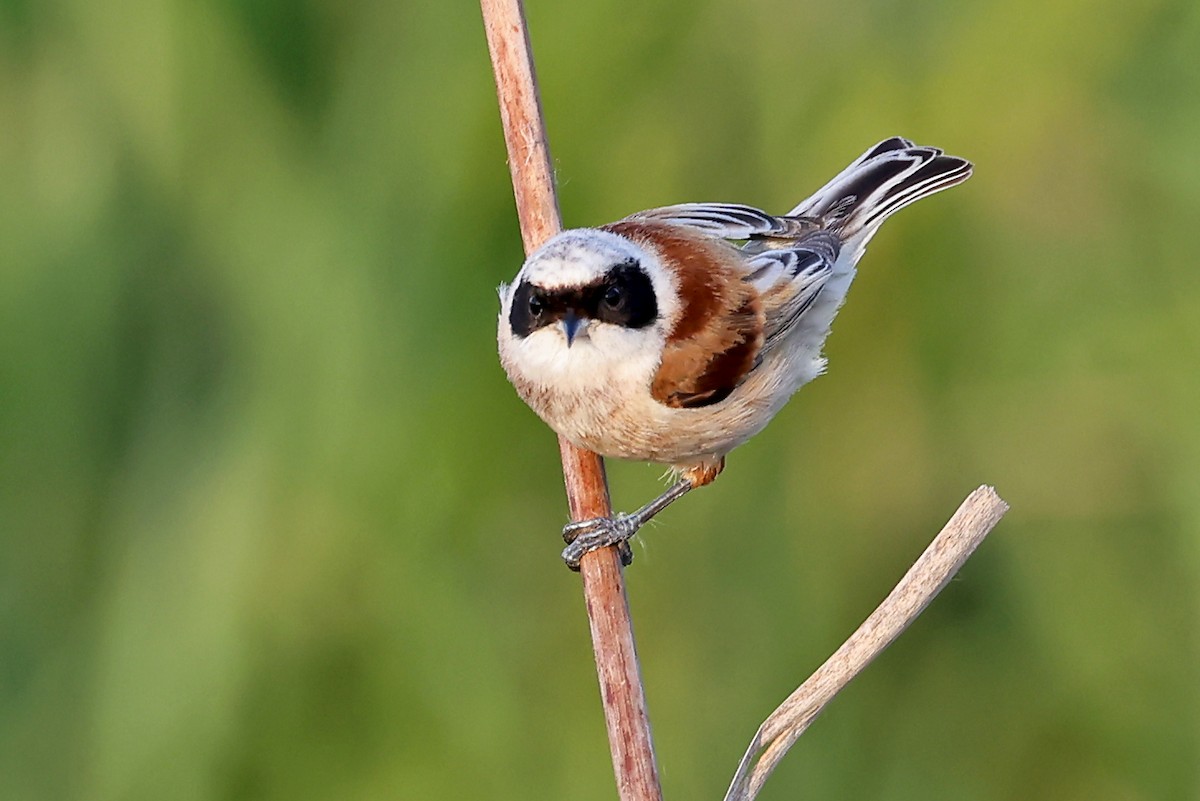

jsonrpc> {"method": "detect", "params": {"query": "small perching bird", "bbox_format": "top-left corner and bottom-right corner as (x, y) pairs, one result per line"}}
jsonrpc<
(497, 137), (973, 568)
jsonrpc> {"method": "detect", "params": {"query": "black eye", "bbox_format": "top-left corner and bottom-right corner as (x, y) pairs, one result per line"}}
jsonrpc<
(509, 281), (552, 338)
(591, 261), (657, 329)
(603, 285), (624, 309)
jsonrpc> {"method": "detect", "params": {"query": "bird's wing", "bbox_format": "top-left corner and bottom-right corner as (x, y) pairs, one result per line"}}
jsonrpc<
(626, 204), (840, 357)
(743, 232), (839, 355)
(626, 203), (819, 242)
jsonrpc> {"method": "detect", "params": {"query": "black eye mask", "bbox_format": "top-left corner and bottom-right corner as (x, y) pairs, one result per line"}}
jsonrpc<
(509, 261), (658, 338)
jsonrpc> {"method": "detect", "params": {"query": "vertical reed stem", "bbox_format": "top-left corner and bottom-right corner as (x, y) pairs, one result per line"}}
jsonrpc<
(480, 2), (663, 798)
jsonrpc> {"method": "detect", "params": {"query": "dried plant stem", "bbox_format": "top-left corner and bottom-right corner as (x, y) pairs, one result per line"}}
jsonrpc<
(480, 1), (663, 799)
(724, 486), (1009, 801)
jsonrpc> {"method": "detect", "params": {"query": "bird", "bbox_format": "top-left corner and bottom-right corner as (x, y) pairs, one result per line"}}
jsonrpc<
(496, 137), (973, 569)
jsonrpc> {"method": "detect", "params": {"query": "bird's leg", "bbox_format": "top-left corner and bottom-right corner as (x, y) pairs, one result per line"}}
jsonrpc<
(561, 480), (692, 570)
(561, 458), (724, 570)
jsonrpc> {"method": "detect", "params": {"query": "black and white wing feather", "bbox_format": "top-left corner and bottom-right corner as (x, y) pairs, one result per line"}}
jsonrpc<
(746, 233), (839, 354)
(627, 203), (819, 241)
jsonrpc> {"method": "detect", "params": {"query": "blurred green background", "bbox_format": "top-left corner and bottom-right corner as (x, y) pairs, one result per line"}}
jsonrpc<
(2, 0), (1198, 799)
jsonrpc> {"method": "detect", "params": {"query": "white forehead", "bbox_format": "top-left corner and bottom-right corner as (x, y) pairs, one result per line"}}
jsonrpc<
(520, 228), (645, 288)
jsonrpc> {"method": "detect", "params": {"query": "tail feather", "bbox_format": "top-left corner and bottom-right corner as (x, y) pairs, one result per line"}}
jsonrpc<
(789, 139), (973, 242)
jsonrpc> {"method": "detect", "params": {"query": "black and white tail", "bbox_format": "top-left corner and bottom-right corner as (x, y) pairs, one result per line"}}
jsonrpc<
(790, 137), (973, 245)
(757, 138), (971, 364)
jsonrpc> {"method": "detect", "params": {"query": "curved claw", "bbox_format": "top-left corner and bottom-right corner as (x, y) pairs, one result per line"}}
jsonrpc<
(561, 514), (639, 570)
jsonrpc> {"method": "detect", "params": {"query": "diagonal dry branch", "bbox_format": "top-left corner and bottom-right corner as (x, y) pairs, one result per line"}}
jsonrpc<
(480, 1), (663, 799)
(724, 485), (1009, 801)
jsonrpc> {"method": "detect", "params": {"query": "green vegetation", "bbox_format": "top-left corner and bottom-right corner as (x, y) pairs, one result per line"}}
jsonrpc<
(2, 0), (1197, 799)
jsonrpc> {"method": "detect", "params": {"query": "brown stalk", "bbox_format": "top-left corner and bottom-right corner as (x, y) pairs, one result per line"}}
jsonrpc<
(480, 1), (663, 799)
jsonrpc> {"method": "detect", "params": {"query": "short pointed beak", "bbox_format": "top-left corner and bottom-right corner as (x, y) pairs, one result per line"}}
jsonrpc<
(562, 311), (585, 347)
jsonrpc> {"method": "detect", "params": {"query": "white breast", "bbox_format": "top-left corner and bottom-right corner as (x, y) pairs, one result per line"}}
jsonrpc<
(499, 318), (826, 468)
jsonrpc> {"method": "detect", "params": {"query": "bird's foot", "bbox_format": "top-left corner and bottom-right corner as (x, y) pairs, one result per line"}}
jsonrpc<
(561, 514), (638, 571)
